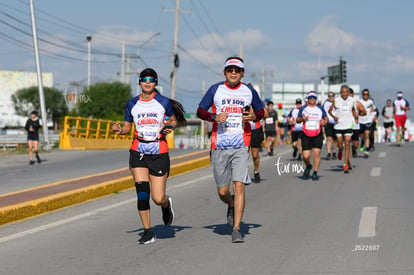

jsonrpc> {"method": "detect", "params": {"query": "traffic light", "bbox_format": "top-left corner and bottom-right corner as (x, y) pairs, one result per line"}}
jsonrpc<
(340, 59), (347, 83)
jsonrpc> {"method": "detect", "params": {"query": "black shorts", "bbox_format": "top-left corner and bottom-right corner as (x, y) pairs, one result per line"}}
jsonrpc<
(360, 123), (373, 132)
(352, 129), (360, 141)
(383, 122), (394, 128)
(324, 123), (336, 138)
(265, 130), (276, 138)
(291, 131), (302, 142)
(129, 150), (170, 177)
(301, 132), (323, 150)
(250, 128), (264, 148)
(277, 122), (285, 128)
(27, 134), (39, 141)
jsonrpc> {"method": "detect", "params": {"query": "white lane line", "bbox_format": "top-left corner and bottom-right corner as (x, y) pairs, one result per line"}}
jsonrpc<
(370, 167), (381, 177)
(169, 174), (213, 190)
(0, 199), (135, 244)
(0, 173), (213, 244)
(378, 152), (386, 158)
(358, 206), (378, 238)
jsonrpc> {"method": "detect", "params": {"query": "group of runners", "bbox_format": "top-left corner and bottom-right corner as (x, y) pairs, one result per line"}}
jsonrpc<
(267, 85), (410, 181)
(23, 55), (410, 245)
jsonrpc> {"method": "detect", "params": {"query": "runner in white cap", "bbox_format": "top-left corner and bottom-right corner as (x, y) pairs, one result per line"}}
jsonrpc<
(393, 91), (410, 146)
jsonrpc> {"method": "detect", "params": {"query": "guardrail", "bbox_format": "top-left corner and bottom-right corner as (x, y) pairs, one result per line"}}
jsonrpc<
(61, 116), (135, 140)
(59, 116), (135, 150)
(0, 134), (60, 149)
(59, 116), (174, 150)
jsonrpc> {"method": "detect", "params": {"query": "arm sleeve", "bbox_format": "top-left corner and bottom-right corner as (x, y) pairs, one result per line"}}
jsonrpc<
(254, 108), (264, 122)
(197, 107), (214, 121)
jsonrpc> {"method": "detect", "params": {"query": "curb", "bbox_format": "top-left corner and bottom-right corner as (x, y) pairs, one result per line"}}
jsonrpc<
(0, 155), (210, 226)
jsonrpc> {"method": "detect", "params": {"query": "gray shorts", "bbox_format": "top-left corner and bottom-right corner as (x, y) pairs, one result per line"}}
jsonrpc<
(210, 147), (251, 187)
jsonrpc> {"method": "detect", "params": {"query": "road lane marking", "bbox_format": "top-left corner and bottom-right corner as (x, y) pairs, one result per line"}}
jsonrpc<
(0, 199), (135, 244)
(358, 207), (378, 238)
(378, 152), (386, 158)
(169, 174), (213, 190)
(370, 167), (381, 177)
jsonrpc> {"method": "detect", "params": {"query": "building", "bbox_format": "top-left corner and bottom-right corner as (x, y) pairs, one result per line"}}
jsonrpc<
(0, 70), (53, 128)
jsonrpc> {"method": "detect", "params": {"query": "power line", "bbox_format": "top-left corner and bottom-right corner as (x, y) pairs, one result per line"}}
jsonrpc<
(195, 0), (234, 54)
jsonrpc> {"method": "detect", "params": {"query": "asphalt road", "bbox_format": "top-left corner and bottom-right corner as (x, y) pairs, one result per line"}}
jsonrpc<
(0, 143), (413, 274)
(0, 148), (199, 195)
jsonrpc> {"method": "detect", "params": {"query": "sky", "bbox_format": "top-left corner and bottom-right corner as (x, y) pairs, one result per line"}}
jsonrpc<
(1, 0), (414, 118)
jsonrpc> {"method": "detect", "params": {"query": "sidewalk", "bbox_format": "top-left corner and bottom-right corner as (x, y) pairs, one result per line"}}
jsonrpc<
(0, 150), (210, 226)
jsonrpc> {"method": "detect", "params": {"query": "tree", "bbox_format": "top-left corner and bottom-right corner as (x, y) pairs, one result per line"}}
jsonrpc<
(11, 86), (68, 128)
(77, 82), (132, 120)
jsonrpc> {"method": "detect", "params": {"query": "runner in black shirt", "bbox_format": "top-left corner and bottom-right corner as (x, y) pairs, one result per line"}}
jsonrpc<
(25, 111), (42, 165)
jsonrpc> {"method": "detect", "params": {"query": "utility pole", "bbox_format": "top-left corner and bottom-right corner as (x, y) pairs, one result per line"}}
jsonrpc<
(86, 35), (92, 88)
(121, 41), (125, 83)
(200, 80), (206, 149)
(29, 0), (50, 150)
(164, 0), (191, 99)
(256, 70), (274, 101)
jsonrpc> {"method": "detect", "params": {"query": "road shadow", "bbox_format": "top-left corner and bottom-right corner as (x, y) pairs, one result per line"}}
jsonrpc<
(203, 222), (261, 236)
(294, 175), (324, 181)
(327, 165), (345, 172)
(127, 224), (192, 240)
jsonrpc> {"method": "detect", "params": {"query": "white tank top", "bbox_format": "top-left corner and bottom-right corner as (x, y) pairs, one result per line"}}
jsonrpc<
(333, 96), (355, 130)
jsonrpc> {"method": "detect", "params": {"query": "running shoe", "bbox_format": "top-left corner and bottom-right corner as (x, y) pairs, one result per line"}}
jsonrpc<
(364, 150), (370, 158)
(231, 229), (244, 243)
(254, 172), (261, 183)
(359, 145), (364, 152)
(297, 154), (302, 160)
(338, 151), (343, 160)
(303, 164), (312, 180)
(311, 171), (319, 181)
(137, 230), (155, 245)
(36, 155), (42, 164)
(293, 147), (298, 158)
(332, 153), (337, 159)
(348, 161), (353, 170)
(29, 160), (35, 165)
(162, 196), (174, 226)
(343, 164), (350, 174)
(326, 153), (331, 159)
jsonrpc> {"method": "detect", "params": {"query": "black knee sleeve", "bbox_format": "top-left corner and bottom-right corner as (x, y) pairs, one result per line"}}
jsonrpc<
(135, 181), (150, 211)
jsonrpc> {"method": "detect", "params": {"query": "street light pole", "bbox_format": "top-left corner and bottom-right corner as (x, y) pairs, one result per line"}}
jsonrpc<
(86, 35), (92, 89)
(29, 0), (50, 150)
